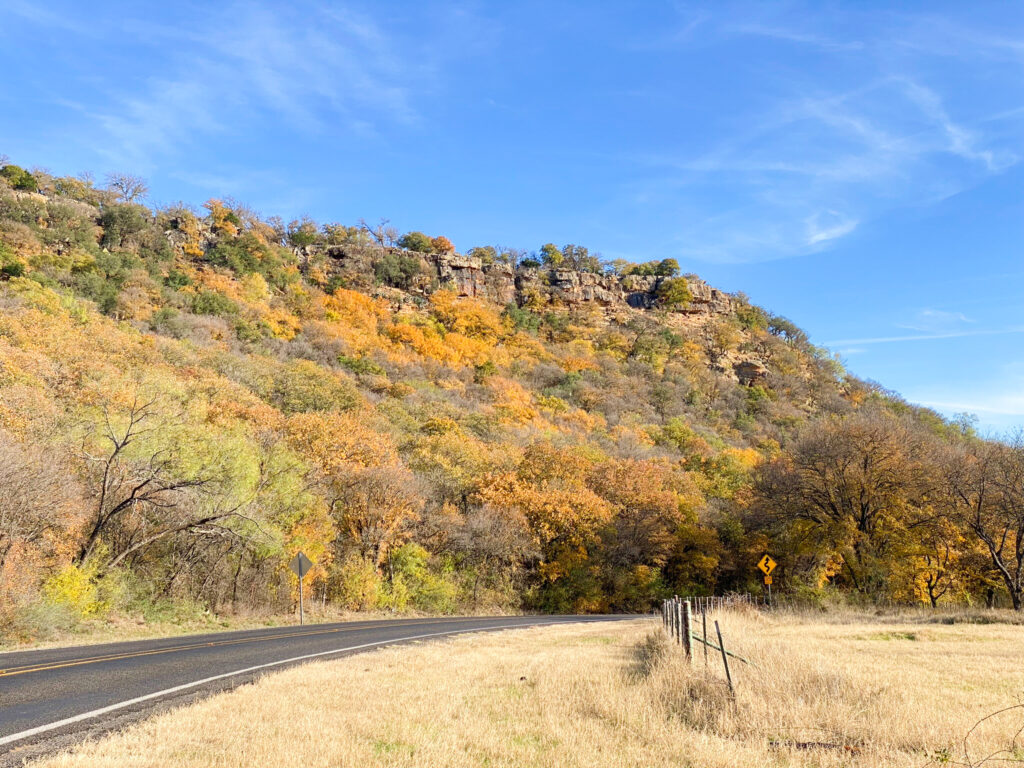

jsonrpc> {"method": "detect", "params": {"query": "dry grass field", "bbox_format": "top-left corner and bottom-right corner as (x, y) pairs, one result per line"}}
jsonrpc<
(30, 609), (1024, 768)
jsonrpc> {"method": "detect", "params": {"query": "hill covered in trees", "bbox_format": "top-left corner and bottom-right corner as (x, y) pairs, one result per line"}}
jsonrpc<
(0, 160), (1019, 639)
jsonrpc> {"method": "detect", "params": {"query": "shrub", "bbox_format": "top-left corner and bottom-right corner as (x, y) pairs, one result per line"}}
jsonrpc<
(388, 544), (460, 613)
(53, 175), (102, 205)
(474, 360), (498, 382)
(374, 252), (422, 289)
(192, 289), (239, 316)
(467, 246), (497, 264)
(271, 359), (361, 413)
(233, 316), (267, 343)
(0, 261), (24, 279)
(338, 355), (386, 376)
(0, 242), (24, 279)
(165, 268), (192, 288)
(0, 164), (38, 192)
(735, 298), (769, 331)
(503, 303), (541, 333)
(42, 561), (108, 618)
(99, 204), (149, 249)
(332, 556), (382, 610)
(206, 233), (287, 279)
(0, 600), (76, 643)
(656, 277), (692, 309)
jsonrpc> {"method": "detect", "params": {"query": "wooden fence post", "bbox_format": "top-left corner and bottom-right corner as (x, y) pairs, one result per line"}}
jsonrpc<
(682, 600), (693, 662)
(672, 596), (679, 641)
(702, 607), (708, 666)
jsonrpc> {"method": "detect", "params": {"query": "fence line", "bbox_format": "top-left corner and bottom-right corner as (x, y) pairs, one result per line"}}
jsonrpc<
(658, 594), (755, 695)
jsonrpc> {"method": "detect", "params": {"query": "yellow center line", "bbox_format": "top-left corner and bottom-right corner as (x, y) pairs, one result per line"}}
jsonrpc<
(0, 617), (478, 679)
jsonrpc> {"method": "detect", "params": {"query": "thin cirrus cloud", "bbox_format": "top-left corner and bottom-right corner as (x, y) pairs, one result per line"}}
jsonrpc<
(637, 15), (1021, 264)
(40, 3), (429, 172)
(822, 326), (1024, 347)
(731, 23), (865, 52)
(896, 308), (975, 333)
(805, 211), (858, 246)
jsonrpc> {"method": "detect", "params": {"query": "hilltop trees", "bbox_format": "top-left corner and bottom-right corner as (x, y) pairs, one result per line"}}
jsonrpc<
(538, 243), (602, 272)
(622, 258), (681, 277)
(397, 231), (455, 254)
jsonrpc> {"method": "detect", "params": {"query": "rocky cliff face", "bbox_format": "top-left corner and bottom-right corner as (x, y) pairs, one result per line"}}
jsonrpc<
(320, 244), (734, 319)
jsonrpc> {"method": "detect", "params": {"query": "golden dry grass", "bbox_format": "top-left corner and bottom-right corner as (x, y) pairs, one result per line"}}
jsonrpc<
(30, 611), (1024, 768)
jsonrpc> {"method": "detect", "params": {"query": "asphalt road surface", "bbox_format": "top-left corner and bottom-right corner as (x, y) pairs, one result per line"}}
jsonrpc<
(0, 614), (638, 763)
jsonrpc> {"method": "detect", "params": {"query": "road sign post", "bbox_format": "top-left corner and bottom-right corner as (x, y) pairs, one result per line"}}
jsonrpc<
(757, 555), (777, 608)
(289, 551), (314, 626)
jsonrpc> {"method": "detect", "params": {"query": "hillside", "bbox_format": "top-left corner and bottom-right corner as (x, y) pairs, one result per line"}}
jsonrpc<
(0, 162), (1018, 639)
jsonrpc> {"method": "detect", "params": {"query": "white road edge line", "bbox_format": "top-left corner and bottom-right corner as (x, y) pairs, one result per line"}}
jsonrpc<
(0, 618), (609, 748)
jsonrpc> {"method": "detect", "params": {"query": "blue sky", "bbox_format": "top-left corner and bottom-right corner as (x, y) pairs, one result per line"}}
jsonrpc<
(2, 1), (1023, 431)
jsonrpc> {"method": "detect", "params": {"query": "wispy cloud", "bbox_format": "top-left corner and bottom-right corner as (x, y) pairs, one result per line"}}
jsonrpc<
(897, 308), (974, 333)
(898, 78), (1013, 172)
(823, 327), (1024, 346)
(32, 2), (430, 170)
(4, 0), (94, 35)
(631, 10), (1022, 263)
(733, 24), (864, 52)
(805, 210), (858, 245)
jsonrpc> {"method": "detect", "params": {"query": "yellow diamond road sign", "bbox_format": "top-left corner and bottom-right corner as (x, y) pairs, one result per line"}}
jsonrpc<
(757, 555), (777, 575)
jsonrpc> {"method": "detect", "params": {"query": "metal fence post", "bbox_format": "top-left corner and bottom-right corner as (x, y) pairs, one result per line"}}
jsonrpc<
(715, 620), (734, 698)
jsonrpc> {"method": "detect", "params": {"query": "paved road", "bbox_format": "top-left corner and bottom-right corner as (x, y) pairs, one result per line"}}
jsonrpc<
(0, 614), (638, 762)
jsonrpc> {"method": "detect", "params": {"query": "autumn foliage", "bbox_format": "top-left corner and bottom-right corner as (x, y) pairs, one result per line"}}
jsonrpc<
(0, 160), (1020, 642)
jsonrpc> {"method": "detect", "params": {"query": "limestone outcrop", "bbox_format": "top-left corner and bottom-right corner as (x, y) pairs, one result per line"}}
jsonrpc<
(317, 243), (734, 320)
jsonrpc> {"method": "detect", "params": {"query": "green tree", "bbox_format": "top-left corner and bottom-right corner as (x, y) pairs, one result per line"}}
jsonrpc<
(374, 252), (422, 289)
(99, 204), (149, 250)
(287, 217), (319, 248)
(467, 246), (497, 265)
(656, 277), (692, 309)
(398, 231), (434, 253)
(560, 244), (594, 271)
(0, 164), (38, 192)
(539, 243), (563, 266)
(655, 258), (680, 277)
